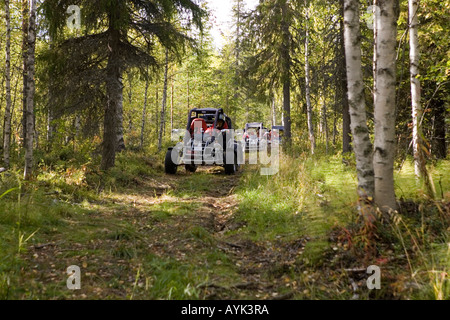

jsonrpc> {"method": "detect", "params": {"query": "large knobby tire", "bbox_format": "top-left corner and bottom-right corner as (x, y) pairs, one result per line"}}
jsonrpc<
(165, 149), (178, 174)
(224, 152), (237, 175)
(185, 164), (197, 173)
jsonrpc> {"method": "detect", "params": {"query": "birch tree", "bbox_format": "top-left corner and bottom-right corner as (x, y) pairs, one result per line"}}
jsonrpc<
(408, 0), (435, 197)
(343, 0), (374, 199)
(409, 1), (423, 175)
(409, 0), (422, 176)
(281, 0), (292, 144)
(3, 0), (12, 169)
(339, 0), (351, 154)
(373, 0), (399, 211)
(304, 0), (315, 154)
(21, 0), (29, 146)
(24, 0), (37, 180)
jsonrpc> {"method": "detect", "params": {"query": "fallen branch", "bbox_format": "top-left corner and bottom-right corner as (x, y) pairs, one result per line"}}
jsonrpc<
(223, 241), (243, 249)
(34, 243), (56, 249)
(344, 268), (366, 273)
(271, 292), (294, 300)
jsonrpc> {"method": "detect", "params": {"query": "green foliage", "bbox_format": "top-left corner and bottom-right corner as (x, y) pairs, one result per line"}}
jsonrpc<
(143, 256), (205, 300)
(0, 0), (449, 301)
(101, 151), (159, 187)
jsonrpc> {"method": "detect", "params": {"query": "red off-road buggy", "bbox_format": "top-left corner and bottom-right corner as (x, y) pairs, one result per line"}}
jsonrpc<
(165, 108), (243, 175)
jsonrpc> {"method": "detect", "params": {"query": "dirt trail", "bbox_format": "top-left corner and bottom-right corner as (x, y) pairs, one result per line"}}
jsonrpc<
(158, 167), (305, 300)
(20, 166), (306, 299)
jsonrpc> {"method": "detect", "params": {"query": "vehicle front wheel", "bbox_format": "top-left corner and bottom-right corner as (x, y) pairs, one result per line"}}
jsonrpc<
(224, 152), (237, 175)
(185, 164), (197, 173)
(165, 149), (178, 174)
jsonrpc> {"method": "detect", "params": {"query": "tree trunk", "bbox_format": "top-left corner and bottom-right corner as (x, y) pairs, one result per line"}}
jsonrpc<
(101, 26), (122, 171)
(305, 4), (315, 154)
(431, 98), (447, 159)
(3, 0), (12, 168)
(282, 80), (291, 143)
(340, 0), (351, 153)
(158, 49), (169, 152)
(140, 70), (149, 150)
(373, 0), (399, 211)
(281, 1), (291, 144)
(171, 79), (174, 135)
(409, 0), (424, 177)
(409, 0), (435, 197)
(24, 0), (37, 180)
(322, 100), (328, 154)
(187, 71), (190, 110)
(333, 96), (337, 146)
(373, 0), (378, 113)
(73, 114), (80, 152)
(235, 0), (241, 67)
(343, 0), (375, 198)
(21, 0), (29, 147)
(155, 88), (159, 141)
(116, 76), (126, 153)
(47, 38), (56, 147)
(47, 102), (54, 143)
(233, 0), (242, 119)
(272, 95), (276, 126)
(127, 74), (133, 132)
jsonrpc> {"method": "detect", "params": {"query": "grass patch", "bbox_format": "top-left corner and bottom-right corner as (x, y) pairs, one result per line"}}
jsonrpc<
(0, 149), (448, 300)
(233, 152), (449, 299)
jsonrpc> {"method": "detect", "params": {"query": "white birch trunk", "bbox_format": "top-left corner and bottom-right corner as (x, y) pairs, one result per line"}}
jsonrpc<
(305, 5), (315, 154)
(373, 0), (399, 211)
(21, 0), (29, 146)
(409, 0), (423, 178)
(373, 0), (378, 110)
(3, 0), (12, 168)
(409, 0), (435, 197)
(343, 0), (375, 198)
(24, 0), (36, 180)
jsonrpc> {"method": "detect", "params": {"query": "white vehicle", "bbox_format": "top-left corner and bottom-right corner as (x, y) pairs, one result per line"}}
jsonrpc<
(243, 122), (266, 152)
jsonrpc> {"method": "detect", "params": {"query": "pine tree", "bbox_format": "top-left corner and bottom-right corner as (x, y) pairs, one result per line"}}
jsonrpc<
(243, 0), (300, 144)
(42, 0), (205, 170)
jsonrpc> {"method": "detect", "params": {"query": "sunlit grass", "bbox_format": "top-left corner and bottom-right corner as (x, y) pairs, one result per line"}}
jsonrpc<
(395, 159), (450, 200)
(234, 152), (449, 299)
(0, 149), (448, 299)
